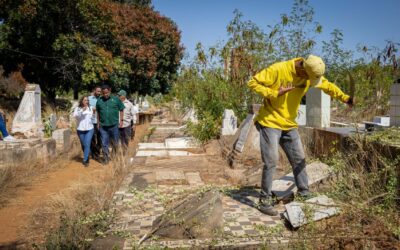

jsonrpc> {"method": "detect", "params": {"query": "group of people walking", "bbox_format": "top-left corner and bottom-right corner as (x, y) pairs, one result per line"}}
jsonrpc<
(73, 85), (139, 167)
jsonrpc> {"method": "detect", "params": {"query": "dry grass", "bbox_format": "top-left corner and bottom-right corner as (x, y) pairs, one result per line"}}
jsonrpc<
(28, 155), (129, 247)
(0, 138), (81, 208)
(26, 124), (150, 248)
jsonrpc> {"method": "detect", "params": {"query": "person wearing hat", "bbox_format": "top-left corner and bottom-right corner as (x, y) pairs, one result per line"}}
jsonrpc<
(118, 90), (138, 150)
(247, 55), (354, 216)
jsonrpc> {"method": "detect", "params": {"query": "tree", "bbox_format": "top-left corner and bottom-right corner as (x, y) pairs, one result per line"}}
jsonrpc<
(112, 0), (152, 7)
(269, 0), (322, 59)
(0, 0), (182, 99)
(107, 2), (183, 95)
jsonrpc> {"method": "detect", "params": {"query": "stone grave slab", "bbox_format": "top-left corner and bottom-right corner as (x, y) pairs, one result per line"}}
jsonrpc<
(234, 114), (255, 152)
(185, 172), (204, 186)
(136, 150), (168, 157)
(138, 143), (166, 150)
(283, 195), (340, 228)
(272, 162), (331, 200)
(156, 170), (187, 185)
(129, 172), (156, 190)
(165, 137), (197, 149)
(136, 150), (198, 157)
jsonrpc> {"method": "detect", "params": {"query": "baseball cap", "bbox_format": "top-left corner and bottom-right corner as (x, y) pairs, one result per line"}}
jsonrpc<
(117, 90), (127, 96)
(304, 55), (325, 86)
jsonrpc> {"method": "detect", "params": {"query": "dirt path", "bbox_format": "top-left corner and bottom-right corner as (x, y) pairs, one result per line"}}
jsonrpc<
(0, 124), (148, 247)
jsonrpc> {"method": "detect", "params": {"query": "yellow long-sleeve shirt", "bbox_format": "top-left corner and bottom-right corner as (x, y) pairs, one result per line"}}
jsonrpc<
(247, 58), (350, 130)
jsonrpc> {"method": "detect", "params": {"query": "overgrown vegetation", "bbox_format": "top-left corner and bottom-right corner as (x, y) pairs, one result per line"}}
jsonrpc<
(289, 134), (399, 249)
(173, 0), (400, 142)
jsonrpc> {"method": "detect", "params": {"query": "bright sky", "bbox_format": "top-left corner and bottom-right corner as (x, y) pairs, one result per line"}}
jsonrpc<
(152, 0), (400, 60)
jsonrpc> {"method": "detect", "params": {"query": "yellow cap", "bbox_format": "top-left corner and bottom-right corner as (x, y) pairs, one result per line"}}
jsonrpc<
(304, 55), (325, 86)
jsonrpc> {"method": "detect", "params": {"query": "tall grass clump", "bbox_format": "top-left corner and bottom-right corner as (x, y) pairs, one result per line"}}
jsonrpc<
(30, 151), (129, 249)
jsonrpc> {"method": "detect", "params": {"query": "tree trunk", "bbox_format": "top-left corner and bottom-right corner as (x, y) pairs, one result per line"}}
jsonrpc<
(73, 83), (79, 100)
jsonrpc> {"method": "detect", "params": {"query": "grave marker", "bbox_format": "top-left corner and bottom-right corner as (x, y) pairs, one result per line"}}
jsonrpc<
(234, 114), (255, 152)
(221, 109), (238, 135)
(12, 84), (43, 137)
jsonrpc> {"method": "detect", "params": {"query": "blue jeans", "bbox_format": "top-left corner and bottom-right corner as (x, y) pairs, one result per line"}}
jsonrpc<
(77, 129), (94, 162)
(0, 113), (9, 138)
(257, 124), (309, 201)
(100, 124), (119, 160)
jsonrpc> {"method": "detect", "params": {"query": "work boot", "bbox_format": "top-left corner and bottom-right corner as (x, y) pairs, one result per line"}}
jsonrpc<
(296, 190), (315, 201)
(258, 198), (278, 216)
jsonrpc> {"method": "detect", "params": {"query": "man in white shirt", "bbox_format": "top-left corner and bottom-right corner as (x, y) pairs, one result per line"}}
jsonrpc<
(118, 90), (139, 149)
(88, 86), (102, 160)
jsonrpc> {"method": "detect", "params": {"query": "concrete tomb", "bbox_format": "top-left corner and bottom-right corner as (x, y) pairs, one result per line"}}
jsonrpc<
(11, 84), (44, 137)
(306, 88), (330, 128)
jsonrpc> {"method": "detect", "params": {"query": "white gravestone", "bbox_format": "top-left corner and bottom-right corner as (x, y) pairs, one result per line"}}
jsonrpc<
(221, 109), (238, 135)
(296, 104), (306, 126)
(12, 84), (44, 137)
(142, 98), (149, 111)
(49, 114), (57, 130)
(390, 84), (400, 126)
(373, 116), (390, 127)
(235, 114), (255, 152)
(306, 88), (330, 128)
(182, 108), (198, 123)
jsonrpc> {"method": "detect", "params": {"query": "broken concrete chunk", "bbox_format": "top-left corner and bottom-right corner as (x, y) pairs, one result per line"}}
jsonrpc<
(151, 189), (223, 239)
(272, 162), (331, 200)
(284, 195), (340, 228)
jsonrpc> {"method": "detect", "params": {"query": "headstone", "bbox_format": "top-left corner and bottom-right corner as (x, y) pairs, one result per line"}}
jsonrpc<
(142, 98), (149, 111)
(373, 116), (390, 127)
(283, 195), (340, 228)
(164, 137), (197, 149)
(390, 83), (400, 126)
(234, 114), (255, 152)
(182, 108), (198, 123)
(306, 88), (330, 128)
(49, 114), (57, 130)
(296, 104), (306, 126)
(11, 84), (44, 137)
(221, 109), (238, 135)
(52, 128), (71, 153)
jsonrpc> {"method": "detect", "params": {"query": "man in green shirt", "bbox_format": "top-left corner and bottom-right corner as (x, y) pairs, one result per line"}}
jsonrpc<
(96, 85), (125, 164)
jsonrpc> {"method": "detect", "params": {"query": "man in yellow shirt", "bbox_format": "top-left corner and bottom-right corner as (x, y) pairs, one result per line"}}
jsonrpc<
(248, 55), (353, 216)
